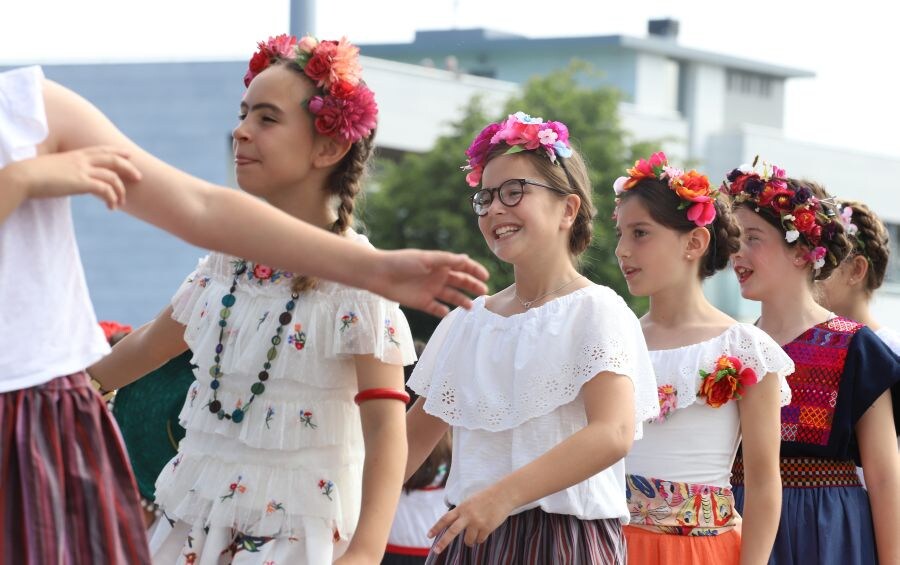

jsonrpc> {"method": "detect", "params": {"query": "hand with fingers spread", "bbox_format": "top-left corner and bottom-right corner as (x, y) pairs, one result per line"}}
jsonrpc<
(5, 145), (140, 210)
(428, 485), (515, 554)
(371, 250), (489, 317)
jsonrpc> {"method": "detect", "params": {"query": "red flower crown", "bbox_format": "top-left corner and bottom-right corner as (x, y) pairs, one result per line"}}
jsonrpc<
(722, 156), (840, 272)
(243, 34), (377, 144)
(613, 151), (719, 227)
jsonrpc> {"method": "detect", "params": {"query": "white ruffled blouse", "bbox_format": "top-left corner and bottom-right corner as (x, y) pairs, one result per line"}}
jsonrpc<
(154, 231), (416, 543)
(625, 324), (794, 488)
(407, 285), (658, 523)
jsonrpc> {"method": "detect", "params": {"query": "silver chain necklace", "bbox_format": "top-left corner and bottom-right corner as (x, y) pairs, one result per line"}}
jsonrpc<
(515, 275), (584, 310)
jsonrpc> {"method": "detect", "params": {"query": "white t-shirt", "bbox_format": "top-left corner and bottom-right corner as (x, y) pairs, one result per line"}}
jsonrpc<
(387, 488), (447, 550)
(625, 324), (794, 488)
(0, 66), (109, 392)
(408, 285), (659, 523)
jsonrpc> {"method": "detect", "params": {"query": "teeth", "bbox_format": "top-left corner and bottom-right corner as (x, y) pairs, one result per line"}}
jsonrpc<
(494, 225), (520, 237)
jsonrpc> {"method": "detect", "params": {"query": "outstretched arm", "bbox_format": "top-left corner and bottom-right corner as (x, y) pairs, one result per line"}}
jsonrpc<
(429, 371), (635, 553)
(0, 146), (138, 224)
(87, 305), (189, 391)
(737, 372), (783, 565)
(41, 79), (487, 317)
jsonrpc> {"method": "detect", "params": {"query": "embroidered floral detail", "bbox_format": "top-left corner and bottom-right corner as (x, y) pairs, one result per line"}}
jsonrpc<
(198, 276), (210, 288)
(288, 323), (307, 350)
(698, 355), (758, 408)
(199, 300), (208, 319)
(184, 552), (197, 564)
(257, 311), (269, 330)
(384, 319), (400, 346)
(189, 386), (198, 407)
(333, 528), (341, 543)
(230, 259), (294, 285)
(265, 500), (285, 515)
(652, 384), (678, 423)
(318, 479), (335, 500)
(265, 406), (275, 429)
(339, 312), (359, 333)
(299, 410), (318, 429)
(220, 476), (248, 501)
(172, 454), (183, 472)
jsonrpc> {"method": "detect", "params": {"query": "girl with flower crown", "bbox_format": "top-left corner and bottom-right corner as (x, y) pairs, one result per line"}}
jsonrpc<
(724, 161), (900, 564)
(0, 58), (487, 563)
(87, 35), (423, 564)
(611, 152), (794, 564)
(403, 112), (659, 563)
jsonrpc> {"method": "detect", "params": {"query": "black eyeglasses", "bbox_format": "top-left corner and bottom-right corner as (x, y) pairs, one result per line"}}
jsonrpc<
(471, 178), (568, 216)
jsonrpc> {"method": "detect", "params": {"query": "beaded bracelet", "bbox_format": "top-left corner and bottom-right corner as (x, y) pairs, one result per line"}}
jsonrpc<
(354, 388), (410, 405)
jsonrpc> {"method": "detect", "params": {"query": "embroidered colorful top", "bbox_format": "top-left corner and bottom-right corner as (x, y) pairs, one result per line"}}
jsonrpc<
(153, 231), (417, 544)
(778, 316), (899, 464)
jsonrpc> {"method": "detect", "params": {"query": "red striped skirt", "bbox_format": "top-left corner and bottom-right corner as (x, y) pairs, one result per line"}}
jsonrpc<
(0, 373), (151, 564)
(424, 507), (626, 564)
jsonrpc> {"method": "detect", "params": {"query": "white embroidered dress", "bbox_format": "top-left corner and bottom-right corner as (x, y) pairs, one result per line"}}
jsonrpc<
(149, 232), (416, 564)
(625, 324), (794, 489)
(408, 285), (659, 524)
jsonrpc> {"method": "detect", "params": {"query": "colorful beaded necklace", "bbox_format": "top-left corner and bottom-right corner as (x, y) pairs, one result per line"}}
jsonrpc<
(207, 260), (298, 424)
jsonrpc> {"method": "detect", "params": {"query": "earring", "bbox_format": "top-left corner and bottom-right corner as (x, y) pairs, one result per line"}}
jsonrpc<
(685, 254), (692, 260)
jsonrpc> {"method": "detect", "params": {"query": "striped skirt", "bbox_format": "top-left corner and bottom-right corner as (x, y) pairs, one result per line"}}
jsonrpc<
(0, 373), (151, 564)
(424, 507), (626, 564)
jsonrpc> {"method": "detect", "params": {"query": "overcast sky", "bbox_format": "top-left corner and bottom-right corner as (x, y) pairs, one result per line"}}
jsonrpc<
(2, 0), (898, 157)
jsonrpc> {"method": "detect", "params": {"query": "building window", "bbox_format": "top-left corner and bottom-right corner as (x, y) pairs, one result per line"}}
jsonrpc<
(727, 70), (773, 97)
(886, 222), (900, 285)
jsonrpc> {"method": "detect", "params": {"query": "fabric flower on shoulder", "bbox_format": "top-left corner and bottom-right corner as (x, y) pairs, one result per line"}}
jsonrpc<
(698, 355), (758, 408)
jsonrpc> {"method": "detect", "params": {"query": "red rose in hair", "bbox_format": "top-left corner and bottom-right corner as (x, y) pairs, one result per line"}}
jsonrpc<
(304, 41), (338, 87)
(244, 51), (271, 86)
(329, 79), (356, 99)
(770, 190), (795, 212)
(792, 208), (817, 233)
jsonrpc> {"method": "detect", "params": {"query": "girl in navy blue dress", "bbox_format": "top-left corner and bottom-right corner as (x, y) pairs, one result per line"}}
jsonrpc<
(724, 159), (900, 564)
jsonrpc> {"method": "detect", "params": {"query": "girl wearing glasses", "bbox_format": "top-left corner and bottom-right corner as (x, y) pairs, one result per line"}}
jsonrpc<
(404, 112), (659, 563)
(613, 153), (792, 564)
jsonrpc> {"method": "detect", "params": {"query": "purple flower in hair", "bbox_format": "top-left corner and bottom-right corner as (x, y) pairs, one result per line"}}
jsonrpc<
(743, 176), (765, 197)
(791, 187), (811, 205)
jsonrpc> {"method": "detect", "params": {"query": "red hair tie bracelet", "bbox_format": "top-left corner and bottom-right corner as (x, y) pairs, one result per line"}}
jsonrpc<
(354, 388), (410, 405)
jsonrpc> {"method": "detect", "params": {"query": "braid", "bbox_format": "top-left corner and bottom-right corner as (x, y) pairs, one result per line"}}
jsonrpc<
(844, 200), (891, 292)
(289, 133), (375, 295)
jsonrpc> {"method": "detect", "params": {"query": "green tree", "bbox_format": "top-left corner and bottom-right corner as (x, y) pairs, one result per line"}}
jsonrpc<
(364, 63), (653, 338)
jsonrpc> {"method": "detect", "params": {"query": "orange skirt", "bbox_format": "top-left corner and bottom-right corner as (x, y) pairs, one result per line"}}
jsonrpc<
(624, 525), (740, 565)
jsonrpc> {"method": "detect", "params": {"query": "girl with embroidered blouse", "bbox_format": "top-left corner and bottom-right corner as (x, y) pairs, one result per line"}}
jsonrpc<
(404, 112), (659, 563)
(724, 159), (900, 565)
(87, 34), (420, 564)
(612, 152), (793, 565)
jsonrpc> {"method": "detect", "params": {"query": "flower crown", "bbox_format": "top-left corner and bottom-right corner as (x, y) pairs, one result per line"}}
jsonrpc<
(613, 151), (719, 227)
(837, 203), (873, 266)
(722, 157), (840, 272)
(244, 34), (377, 144)
(462, 112), (573, 187)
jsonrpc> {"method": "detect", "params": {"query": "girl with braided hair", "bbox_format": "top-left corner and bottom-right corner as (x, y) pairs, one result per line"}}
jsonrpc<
(725, 161), (899, 564)
(817, 198), (899, 354)
(88, 34), (419, 564)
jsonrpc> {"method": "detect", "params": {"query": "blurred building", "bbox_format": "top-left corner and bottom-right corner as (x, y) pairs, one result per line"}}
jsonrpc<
(4, 19), (898, 324)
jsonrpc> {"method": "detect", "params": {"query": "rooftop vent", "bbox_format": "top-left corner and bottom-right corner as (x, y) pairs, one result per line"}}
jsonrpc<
(648, 18), (679, 41)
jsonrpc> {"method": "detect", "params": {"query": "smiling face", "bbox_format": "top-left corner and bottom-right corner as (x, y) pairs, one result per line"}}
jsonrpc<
(476, 153), (573, 265)
(732, 206), (807, 300)
(231, 64), (323, 199)
(614, 196), (696, 297)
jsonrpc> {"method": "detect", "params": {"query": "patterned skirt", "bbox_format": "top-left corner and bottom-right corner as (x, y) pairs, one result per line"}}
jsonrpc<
(0, 373), (151, 564)
(424, 507), (626, 565)
(732, 455), (877, 565)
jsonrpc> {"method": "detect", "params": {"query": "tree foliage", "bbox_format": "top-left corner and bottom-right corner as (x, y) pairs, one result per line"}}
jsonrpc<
(364, 63), (654, 338)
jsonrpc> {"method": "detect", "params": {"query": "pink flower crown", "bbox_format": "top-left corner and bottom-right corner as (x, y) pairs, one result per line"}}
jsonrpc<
(244, 34), (377, 144)
(613, 151), (719, 227)
(722, 157), (840, 272)
(462, 112), (574, 187)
